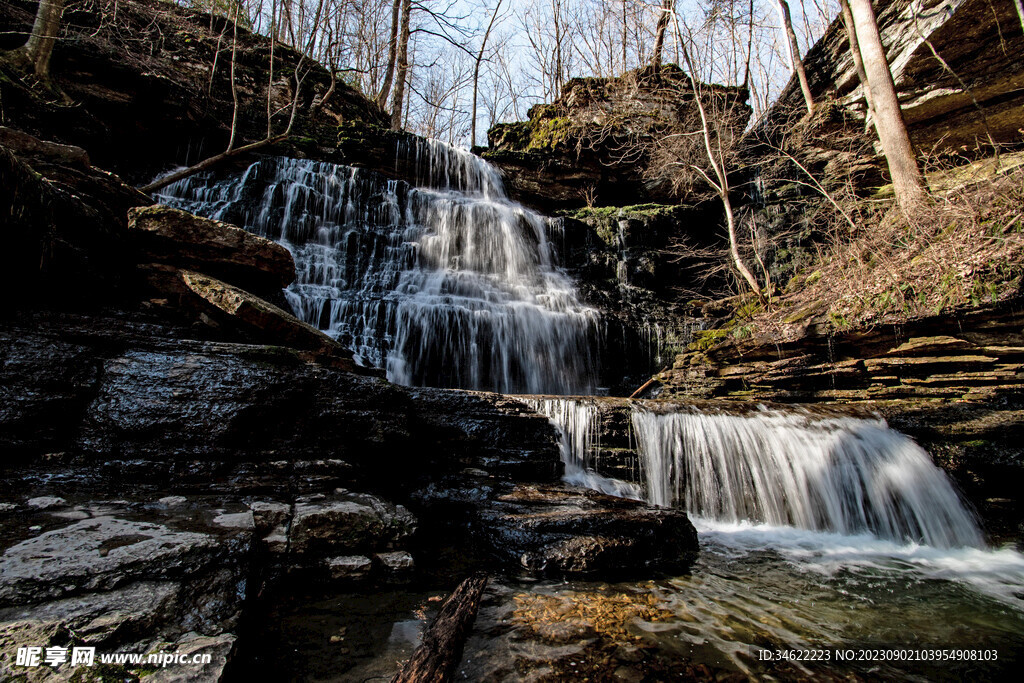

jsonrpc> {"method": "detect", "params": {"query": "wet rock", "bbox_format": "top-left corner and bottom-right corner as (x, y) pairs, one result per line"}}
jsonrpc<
(213, 511), (256, 532)
(159, 495), (189, 508)
(25, 496), (66, 510)
(476, 484), (698, 577)
(375, 551), (415, 573)
(128, 205), (295, 297)
(289, 492), (417, 556)
(249, 501), (292, 535)
(145, 632), (237, 683)
(0, 517), (221, 605)
(0, 581), (181, 681)
(327, 555), (373, 581)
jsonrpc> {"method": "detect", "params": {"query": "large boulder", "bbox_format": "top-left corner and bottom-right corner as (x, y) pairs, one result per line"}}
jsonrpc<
(288, 491), (417, 556)
(0, 500), (252, 682)
(129, 205), (295, 297)
(475, 483), (698, 577)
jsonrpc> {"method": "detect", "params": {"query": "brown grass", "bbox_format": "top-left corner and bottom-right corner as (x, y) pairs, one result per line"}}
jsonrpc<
(741, 163), (1024, 342)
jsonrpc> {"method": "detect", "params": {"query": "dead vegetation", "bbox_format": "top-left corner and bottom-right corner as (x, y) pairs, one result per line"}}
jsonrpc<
(695, 156), (1024, 349)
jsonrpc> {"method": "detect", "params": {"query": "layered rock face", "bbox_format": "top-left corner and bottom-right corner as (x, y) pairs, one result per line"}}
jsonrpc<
(485, 65), (751, 211)
(552, 204), (718, 390)
(766, 0), (1024, 152)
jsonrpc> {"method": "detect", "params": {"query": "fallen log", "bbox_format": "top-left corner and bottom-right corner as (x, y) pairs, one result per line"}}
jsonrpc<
(391, 573), (488, 683)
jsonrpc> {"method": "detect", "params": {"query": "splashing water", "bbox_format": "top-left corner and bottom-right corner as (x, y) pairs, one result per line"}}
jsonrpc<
(154, 140), (599, 394)
(521, 397), (642, 499)
(630, 407), (985, 549)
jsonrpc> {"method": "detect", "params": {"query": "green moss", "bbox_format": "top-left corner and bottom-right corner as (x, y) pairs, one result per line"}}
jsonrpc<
(690, 328), (728, 351)
(558, 203), (677, 221)
(525, 116), (573, 150)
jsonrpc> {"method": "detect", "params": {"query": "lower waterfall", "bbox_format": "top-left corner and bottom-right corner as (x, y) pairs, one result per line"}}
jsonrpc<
(527, 398), (985, 549)
(154, 140), (599, 394)
(630, 407), (984, 549)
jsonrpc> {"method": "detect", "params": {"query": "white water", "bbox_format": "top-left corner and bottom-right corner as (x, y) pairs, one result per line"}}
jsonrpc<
(522, 397), (642, 499)
(631, 407), (986, 549)
(526, 398), (1024, 607)
(154, 140), (599, 394)
(696, 518), (1024, 608)
(527, 398), (987, 549)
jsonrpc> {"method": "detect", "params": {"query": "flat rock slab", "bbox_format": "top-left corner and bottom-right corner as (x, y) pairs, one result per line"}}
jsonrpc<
(0, 517), (226, 605)
(477, 483), (698, 577)
(129, 204), (295, 296)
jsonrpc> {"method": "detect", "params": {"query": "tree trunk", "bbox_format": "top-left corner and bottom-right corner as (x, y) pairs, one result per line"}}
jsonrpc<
(775, 0), (814, 115)
(22, 0), (64, 78)
(391, 575), (488, 683)
(847, 0), (928, 212)
(673, 18), (762, 299)
(390, 0), (412, 130)
(376, 0), (402, 108)
(650, 0), (673, 69)
(838, 0), (873, 127)
(226, 2), (241, 152)
(471, 0), (504, 147)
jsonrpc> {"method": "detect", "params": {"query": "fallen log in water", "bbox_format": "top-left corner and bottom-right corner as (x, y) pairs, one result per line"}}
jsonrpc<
(392, 573), (489, 683)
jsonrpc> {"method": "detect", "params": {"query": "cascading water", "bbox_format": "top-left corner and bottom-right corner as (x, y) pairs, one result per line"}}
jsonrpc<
(521, 397), (641, 499)
(630, 407), (985, 549)
(528, 398), (984, 549)
(154, 140), (599, 394)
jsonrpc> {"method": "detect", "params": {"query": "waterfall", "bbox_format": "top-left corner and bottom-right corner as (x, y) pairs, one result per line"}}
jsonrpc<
(631, 408), (985, 549)
(522, 398), (642, 499)
(153, 140), (599, 394)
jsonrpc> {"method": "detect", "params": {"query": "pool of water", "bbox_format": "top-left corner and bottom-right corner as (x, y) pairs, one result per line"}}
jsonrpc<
(236, 522), (1024, 681)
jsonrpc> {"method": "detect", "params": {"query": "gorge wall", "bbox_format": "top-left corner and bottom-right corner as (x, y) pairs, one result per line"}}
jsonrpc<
(765, 0), (1024, 153)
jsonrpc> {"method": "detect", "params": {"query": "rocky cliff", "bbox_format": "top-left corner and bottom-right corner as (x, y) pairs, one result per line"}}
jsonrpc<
(765, 0), (1024, 153)
(484, 65), (751, 211)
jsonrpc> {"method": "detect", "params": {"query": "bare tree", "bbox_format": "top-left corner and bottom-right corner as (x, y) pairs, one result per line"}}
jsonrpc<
(846, 0), (928, 212)
(376, 0), (402, 106)
(774, 0), (814, 115)
(837, 0), (872, 127)
(650, 0), (673, 68)
(19, 0), (65, 78)
(652, 8), (764, 298)
(471, 0), (505, 146)
(391, 0), (413, 129)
